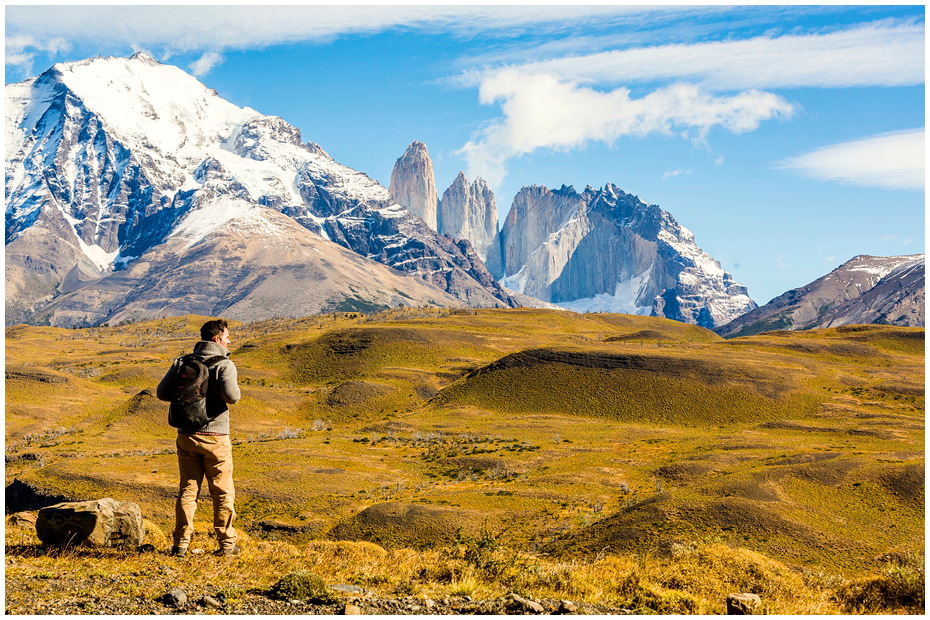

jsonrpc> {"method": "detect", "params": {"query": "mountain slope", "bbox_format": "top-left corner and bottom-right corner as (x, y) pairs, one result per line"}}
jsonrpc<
(26, 199), (465, 326)
(487, 183), (756, 328)
(716, 254), (925, 338)
(5, 54), (517, 326)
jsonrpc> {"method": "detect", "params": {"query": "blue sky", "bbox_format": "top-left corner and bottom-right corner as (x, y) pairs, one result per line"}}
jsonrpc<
(6, 4), (925, 306)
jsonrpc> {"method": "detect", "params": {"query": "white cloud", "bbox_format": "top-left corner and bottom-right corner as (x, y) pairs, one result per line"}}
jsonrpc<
(663, 169), (692, 179)
(188, 52), (223, 77)
(825, 255), (836, 262)
(5, 34), (70, 73)
(776, 128), (925, 191)
(4, 5), (673, 55)
(902, 239), (915, 246)
(714, 155), (725, 166)
(458, 71), (794, 187)
(453, 21), (925, 91)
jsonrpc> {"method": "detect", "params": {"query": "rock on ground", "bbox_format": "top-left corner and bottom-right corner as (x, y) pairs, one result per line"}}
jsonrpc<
(727, 593), (762, 615)
(36, 498), (145, 548)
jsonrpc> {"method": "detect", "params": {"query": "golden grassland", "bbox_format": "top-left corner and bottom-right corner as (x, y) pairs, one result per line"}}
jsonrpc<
(4, 308), (925, 613)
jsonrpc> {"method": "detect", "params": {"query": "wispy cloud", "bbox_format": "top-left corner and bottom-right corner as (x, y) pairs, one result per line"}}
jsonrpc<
(663, 169), (692, 179)
(4, 6), (676, 56)
(776, 129), (925, 191)
(188, 52), (223, 77)
(5, 34), (70, 74)
(451, 21), (924, 91)
(458, 71), (793, 187)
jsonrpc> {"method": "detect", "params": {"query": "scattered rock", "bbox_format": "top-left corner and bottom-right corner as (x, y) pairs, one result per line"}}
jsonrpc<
(36, 499), (144, 548)
(9, 511), (37, 527)
(727, 593), (762, 615)
(344, 603), (362, 615)
(162, 587), (187, 608)
(137, 544), (156, 553)
(331, 584), (365, 594)
(191, 548), (204, 555)
(559, 600), (578, 613)
(200, 596), (222, 609)
(504, 592), (545, 614)
(424, 598), (435, 609)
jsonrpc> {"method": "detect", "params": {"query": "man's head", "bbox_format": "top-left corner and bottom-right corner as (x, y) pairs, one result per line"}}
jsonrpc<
(201, 319), (230, 348)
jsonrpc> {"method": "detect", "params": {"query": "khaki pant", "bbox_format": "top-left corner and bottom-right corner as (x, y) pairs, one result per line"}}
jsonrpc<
(174, 433), (237, 550)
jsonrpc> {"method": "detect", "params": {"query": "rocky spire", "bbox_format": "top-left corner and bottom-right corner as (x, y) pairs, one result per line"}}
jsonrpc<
(389, 141), (438, 230)
(438, 172), (499, 262)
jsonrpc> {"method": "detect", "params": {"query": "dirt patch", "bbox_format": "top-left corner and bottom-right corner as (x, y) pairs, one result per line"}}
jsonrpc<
(769, 452), (843, 466)
(788, 460), (860, 487)
(5, 368), (72, 385)
(327, 502), (482, 548)
(467, 348), (789, 399)
(757, 421), (892, 440)
(772, 341), (887, 360)
(539, 493), (672, 558)
(878, 463), (924, 506)
(718, 480), (782, 503)
(326, 381), (395, 407)
(604, 330), (668, 342)
(654, 461), (714, 484)
(291, 328), (430, 357)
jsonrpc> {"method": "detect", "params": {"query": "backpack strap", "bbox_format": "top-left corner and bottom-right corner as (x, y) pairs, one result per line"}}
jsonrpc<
(201, 355), (226, 367)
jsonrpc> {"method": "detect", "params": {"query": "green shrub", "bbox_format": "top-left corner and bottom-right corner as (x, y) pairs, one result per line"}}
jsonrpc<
(269, 571), (338, 603)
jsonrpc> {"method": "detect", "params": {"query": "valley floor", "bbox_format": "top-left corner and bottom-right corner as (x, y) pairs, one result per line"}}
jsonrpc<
(5, 309), (925, 614)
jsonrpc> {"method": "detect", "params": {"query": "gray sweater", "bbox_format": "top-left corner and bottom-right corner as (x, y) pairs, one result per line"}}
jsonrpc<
(156, 341), (241, 435)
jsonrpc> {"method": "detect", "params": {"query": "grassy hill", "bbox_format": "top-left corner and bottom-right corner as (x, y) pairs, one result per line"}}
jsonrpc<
(5, 309), (925, 613)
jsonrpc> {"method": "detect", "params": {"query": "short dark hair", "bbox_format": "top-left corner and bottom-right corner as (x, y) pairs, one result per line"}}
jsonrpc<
(200, 319), (228, 342)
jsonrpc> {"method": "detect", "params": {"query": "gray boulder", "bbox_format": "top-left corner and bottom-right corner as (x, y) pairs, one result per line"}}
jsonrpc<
(726, 593), (761, 615)
(503, 592), (545, 614)
(162, 588), (188, 608)
(36, 498), (144, 548)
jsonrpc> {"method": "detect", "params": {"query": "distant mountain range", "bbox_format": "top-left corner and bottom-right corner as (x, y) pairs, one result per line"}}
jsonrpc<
(390, 144), (756, 329)
(5, 53), (519, 326)
(715, 254), (925, 337)
(5, 54), (923, 332)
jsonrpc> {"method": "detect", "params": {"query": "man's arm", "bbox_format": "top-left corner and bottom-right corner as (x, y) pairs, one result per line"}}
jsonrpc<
(216, 361), (241, 404)
(155, 367), (175, 401)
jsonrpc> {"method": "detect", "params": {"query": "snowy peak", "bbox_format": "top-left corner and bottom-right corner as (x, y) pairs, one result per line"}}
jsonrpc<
(716, 253), (925, 337)
(495, 182), (755, 328)
(6, 56), (521, 326)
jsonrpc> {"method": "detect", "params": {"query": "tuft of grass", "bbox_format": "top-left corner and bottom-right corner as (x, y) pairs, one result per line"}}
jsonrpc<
(835, 553), (925, 613)
(269, 570), (339, 603)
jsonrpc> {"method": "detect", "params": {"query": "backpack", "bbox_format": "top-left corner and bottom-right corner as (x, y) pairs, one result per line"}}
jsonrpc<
(167, 354), (226, 429)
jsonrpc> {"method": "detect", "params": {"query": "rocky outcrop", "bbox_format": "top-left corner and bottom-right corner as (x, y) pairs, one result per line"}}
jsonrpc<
(389, 141), (438, 230)
(35, 498), (144, 548)
(438, 172), (498, 261)
(716, 254), (925, 337)
(492, 183), (756, 328)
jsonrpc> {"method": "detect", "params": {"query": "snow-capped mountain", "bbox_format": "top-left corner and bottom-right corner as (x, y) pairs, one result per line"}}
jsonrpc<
(715, 254), (925, 337)
(485, 183), (757, 328)
(5, 53), (517, 326)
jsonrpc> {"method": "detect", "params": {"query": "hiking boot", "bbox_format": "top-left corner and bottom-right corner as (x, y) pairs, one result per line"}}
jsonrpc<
(170, 545), (188, 557)
(213, 544), (240, 557)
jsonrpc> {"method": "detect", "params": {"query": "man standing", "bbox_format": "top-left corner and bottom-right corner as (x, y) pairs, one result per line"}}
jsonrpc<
(157, 318), (241, 557)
